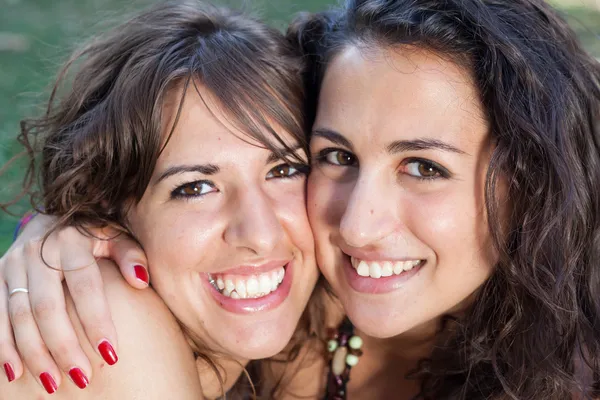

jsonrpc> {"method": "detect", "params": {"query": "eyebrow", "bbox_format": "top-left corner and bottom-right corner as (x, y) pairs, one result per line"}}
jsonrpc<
(312, 128), (466, 155)
(311, 128), (354, 150)
(387, 139), (467, 155)
(266, 144), (306, 164)
(154, 144), (305, 185)
(155, 164), (220, 184)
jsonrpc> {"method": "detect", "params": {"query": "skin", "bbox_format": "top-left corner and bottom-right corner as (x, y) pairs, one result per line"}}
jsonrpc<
(307, 45), (498, 397)
(0, 82), (319, 398)
(0, 261), (204, 399)
(127, 82), (318, 364)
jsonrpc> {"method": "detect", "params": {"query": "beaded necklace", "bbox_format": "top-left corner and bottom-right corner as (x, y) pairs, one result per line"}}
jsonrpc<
(323, 317), (363, 400)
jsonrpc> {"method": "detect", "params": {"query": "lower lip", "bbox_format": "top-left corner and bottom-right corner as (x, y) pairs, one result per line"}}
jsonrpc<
(343, 258), (424, 294)
(206, 261), (293, 314)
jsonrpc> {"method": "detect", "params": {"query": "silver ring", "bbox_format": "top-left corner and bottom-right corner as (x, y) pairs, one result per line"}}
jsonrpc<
(8, 288), (29, 299)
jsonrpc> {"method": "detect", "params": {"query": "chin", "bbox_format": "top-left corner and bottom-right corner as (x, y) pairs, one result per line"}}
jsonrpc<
(341, 296), (417, 338)
(229, 323), (296, 360)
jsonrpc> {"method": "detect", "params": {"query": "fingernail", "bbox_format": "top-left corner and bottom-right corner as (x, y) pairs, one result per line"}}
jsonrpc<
(68, 367), (89, 389)
(134, 265), (149, 285)
(98, 340), (118, 365)
(3, 363), (15, 383)
(40, 372), (57, 394)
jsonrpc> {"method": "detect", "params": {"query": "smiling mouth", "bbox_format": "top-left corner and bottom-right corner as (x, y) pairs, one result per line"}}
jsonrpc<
(207, 266), (286, 299)
(350, 257), (425, 278)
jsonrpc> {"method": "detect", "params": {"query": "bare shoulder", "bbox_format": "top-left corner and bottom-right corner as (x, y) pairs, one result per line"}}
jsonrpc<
(0, 260), (203, 399)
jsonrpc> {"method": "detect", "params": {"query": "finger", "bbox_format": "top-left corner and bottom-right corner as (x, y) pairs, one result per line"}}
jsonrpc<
(6, 245), (61, 394)
(62, 254), (119, 367)
(28, 249), (92, 389)
(0, 273), (23, 383)
(104, 234), (149, 289)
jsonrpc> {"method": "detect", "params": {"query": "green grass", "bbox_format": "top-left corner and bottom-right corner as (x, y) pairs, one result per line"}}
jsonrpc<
(0, 0), (598, 255)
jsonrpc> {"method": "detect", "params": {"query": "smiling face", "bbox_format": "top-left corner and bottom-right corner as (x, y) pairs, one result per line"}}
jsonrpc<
(127, 83), (318, 360)
(308, 46), (497, 338)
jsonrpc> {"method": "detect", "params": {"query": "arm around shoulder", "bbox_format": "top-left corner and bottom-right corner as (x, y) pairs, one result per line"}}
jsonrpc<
(0, 260), (203, 399)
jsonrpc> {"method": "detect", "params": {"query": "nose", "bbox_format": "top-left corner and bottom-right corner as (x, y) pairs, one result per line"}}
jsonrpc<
(339, 172), (400, 248)
(224, 185), (283, 255)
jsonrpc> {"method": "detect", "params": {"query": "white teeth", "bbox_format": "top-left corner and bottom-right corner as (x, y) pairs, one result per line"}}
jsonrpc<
(381, 261), (393, 277)
(259, 274), (271, 295)
(235, 279), (247, 299)
(211, 265), (287, 299)
(246, 277), (259, 297)
(352, 258), (423, 278)
(216, 277), (225, 290)
(369, 262), (382, 278)
(356, 260), (370, 277)
(393, 262), (403, 275)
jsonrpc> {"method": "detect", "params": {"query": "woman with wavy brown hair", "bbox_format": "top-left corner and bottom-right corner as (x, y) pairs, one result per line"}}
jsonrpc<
(0, 0), (325, 398)
(2, 0), (600, 399)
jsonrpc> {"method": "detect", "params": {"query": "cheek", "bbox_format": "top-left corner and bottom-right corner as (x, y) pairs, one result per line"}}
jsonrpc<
(131, 207), (222, 276)
(406, 186), (494, 273)
(307, 171), (346, 232)
(274, 183), (315, 255)
(306, 173), (322, 227)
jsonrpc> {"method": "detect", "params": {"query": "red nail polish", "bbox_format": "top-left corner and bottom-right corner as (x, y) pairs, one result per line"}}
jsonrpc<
(40, 372), (57, 394)
(134, 265), (149, 284)
(3, 363), (15, 383)
(98, 340), (118, 365)
(69, 367), (89, 389)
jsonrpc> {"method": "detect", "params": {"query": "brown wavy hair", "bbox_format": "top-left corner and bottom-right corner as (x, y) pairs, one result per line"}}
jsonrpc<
(288, 0), (600, 398)
(5, 0), (325, 397)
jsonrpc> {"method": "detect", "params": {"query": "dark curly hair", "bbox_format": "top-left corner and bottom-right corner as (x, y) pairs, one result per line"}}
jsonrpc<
(288, 0), (600, 398)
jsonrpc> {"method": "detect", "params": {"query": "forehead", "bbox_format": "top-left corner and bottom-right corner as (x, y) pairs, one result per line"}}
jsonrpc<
(158, 82), (299, 166)
(315, 45), (488, 149)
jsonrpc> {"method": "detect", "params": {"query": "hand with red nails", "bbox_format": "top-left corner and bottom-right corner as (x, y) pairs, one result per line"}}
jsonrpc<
(0, 213), (148, 392)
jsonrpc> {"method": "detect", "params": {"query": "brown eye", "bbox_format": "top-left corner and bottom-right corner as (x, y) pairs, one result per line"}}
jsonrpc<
(403, 159), (445, 179)
(266, 163), (300, 179)
(417, 162), (439, 177)
(324, 150), (356, 166)
(172, 181), (216, 198)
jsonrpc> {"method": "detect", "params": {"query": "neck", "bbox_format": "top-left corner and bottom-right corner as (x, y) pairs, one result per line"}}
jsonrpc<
(342, 320), (442, 400)
(196, 355), (249, 399)
(359, 318), (442, 362)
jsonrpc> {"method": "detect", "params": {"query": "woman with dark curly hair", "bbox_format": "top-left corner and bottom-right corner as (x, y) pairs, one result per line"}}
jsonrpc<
(290, 0), (600, 398)
(2, 0), (599, 399)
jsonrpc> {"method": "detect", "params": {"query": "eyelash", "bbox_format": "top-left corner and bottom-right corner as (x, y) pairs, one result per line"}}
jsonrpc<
(315, 148), (357, 167)
(170, 163), (309, 200)
(266, 162), (310, 180)
(170, 180), (216, 200)
(314, 148), (450, 181)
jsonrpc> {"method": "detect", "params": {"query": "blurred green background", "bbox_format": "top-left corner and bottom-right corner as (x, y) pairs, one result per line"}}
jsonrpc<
(0, 0), (598, 255)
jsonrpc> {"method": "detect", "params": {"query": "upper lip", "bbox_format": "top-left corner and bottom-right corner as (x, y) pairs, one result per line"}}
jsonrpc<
(341, 247), (423, 263)
(211, 259), (290, 276)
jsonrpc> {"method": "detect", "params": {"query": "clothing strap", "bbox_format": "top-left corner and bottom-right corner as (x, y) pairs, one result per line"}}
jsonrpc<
(13, 211), (38, 242)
